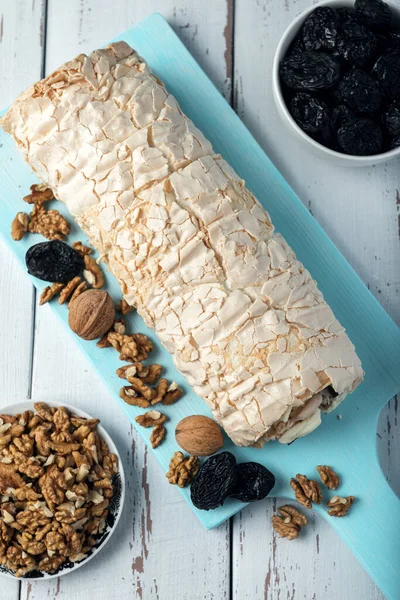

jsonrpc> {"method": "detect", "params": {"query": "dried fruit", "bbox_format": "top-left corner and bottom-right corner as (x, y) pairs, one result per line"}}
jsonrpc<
(301, 7), (338, 52)
(280, 51), (341, 92)
(288, 36), (304, 57)
(337, 117), (383, 155)
(230, 462), (275, 502)
(355, 0), (392, 30)
(382, 101), (400, 136)
(337, 21), (378, 69)
(338, 69), (381, 113)
(68, 290), (115, 340)
(290, 92), (330, 134)
(26, 241), (84, 283)
(175, 415), (224, 457)
(372, 52), (400, 99)
(190, 452), (236, 511)
(337, 7), (357, 23)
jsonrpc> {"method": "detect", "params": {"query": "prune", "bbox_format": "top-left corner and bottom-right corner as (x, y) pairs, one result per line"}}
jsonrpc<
(337, 117), (383, 155)
(382, 101), (400, 136)
(290, 92), (330, 134)
(337, 21), (378, 69)
(26, 240), (84, 283)
(372, 52), (400, 99)
(355, 0), (392, 30)
(336, 7), (357, 23)
(288, 36), (304, 57)
(230, 462), (275, 503)
(338, 69), (381, 113)
(302, 7), (339, 52)
(331, 104), (353, 132)
(388, 132), (400, 149)
(386, 31), (400, 52)
(280, 52), (341, 91)
(190, 452), (236, 511)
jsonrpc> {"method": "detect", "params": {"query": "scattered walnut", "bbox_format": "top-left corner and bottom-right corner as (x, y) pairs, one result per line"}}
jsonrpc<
(290, 474), (323, 509)
(166, 452), (199, 488)
(117, 298), (134, 315)
(11, 213), (30, 241)
(152, 379), (183, 406)
(150, 425), (166, 449)
(108, 331), (152, 362)
(28, 204), (70, 240)
(0, 403), (119, 576)
(135, 411), (167, 428)
(72, 241), (92, 257)
(116, 363), (162, 385)
(272, 504), (308, 540)
(83, 255), (104, 289)
(316, 465), (340, 490)
(113, 319), (126, 334)
(326, 495), (355, 517)
(58, 277), (83, 305)
(23, 184), (54, 205)
(39, 282), (65, 305)
(68, 281), (87, 307)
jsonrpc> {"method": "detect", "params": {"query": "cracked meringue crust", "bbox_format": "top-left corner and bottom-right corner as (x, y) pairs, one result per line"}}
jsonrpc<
(1, 42), (363, 447)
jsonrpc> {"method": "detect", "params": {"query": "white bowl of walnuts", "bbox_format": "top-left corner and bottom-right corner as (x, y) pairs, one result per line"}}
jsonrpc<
(0, 401), (124, 580)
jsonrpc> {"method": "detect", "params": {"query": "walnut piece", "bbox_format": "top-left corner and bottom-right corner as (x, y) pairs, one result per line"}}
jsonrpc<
(316, 465), (340, 490)
(58, 277), (82, 305)
(116, 363), (162, 385)
(108, 331), (152, 362)
(72, 241), (92, 257)
(0, 402), (119, 576)
(83, 255), (104, 289)
(117, 298), (134, 315)
(272, 503), (308, 540)
(28, 204), (70, 240)
(23, 184), (54, 205)
(68, 281), (87, 307)
(326, 495), (355, 517)
(290, 474), (323, 509)
(40, 283), (65, 305)
(166, 452), (199, 488)
(150, 425), (166, 449)
(11, 213), (30, 241)
(119, 386), (150, 408)
(135, 411), (167, 428)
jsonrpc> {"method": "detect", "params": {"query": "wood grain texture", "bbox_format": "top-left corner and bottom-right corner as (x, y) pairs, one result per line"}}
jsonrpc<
(18, 1), (231, 599)
(0, 1), (46, 598)
(233, 1), (399, 598)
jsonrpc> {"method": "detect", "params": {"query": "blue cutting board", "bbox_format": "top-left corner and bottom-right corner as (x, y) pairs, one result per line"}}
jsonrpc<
(1, 14), (399, 599)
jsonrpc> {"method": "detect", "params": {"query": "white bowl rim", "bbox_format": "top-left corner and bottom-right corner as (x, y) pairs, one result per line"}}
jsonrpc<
(272, 0), (400, 164)
(0, 400), (125, 581)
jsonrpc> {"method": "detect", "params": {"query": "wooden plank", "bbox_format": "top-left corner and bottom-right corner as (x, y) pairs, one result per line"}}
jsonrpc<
(0, 1), (46, 598)
(21, 1), (231, 599)
(232, 1), (399, 598)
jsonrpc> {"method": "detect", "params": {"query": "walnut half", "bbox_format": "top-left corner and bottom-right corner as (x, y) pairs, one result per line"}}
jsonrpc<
(272, 505), (308, 540)
(326, 495), (355, 517)
(166, 452), (199, 488)
(290, 473), (322, 509)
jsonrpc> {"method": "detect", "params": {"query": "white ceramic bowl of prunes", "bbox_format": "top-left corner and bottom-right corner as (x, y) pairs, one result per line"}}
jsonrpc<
(273, 0), (400, 166)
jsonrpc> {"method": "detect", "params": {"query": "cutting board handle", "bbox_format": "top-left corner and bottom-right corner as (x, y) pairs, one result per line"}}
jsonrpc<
(316, 449), (400, 600)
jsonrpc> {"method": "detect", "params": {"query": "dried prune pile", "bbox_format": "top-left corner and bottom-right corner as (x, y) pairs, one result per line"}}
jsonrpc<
(26, 240), (84, 282)
(280, 0), (400, 155)
(190, 453), (276, 510)
(230, 462), (275, 502)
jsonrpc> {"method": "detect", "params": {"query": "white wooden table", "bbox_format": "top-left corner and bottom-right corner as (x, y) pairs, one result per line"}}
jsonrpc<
(0, 1), (398, 599)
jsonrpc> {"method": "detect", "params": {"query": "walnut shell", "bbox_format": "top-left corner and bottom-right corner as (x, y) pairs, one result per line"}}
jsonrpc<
(68, 290), (115, 340)
(175, 415), (223, 457)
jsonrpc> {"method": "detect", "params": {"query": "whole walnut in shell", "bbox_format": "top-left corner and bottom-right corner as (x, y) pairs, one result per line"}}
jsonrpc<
(175, 415), (224, 457)
(69, 290), (115, 340)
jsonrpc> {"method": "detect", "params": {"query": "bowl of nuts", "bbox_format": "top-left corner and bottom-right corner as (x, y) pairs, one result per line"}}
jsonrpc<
(0, 401), (124, 580)
(273, 0), (400, 166)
